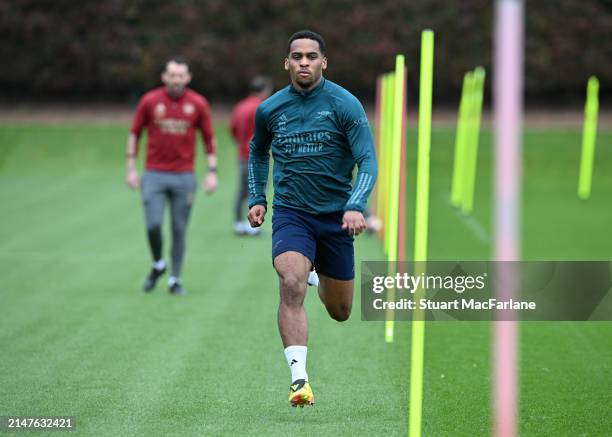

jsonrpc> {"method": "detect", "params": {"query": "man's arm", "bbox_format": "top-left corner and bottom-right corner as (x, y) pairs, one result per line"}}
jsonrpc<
(125, 133), (140, 189)
(340, 97), (378, 235)
(198, 98), (218, 194)
(125, 97), (147, 189)
(342, 98), (378, 213)
(247, 105), (272, 226)
(202, 150), (218, 193)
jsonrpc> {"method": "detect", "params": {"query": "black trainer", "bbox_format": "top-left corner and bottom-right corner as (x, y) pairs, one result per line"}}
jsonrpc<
(169, 281), (187, 296)
(143, 266), (166, 292)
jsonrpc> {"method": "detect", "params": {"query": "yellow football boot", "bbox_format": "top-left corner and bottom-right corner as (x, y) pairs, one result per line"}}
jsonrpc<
(288, 379), (315, 407)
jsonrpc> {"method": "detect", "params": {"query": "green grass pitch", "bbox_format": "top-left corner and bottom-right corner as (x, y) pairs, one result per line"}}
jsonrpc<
(0, 122), (610, 436)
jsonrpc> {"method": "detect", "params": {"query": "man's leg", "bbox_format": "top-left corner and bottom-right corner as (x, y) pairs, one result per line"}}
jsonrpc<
(317, 275), (354, 322)
(142, 172), (166, 261)
(313, 211), (355, 320)
(271, 207), (317, 406)
(141, 171), (168, 291)
(168, 173), (196, 294)
(274, 251), (311, 347)
(234, 161), (249, 224)
(274, 250), (315, 406)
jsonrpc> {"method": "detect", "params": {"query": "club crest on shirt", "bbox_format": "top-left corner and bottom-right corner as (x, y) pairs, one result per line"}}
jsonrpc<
(183, 102), (195, 115)
(154, 103), (166, 119)
(315, 110), (332, 120)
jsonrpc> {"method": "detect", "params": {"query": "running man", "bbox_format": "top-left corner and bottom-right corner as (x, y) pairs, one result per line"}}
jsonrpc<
(230, 76), (273, 235)
(125, 56), (218, 295)
(247, 30), (377, 406)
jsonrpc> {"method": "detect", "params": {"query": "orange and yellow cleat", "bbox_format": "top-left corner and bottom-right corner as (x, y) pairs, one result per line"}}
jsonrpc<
(288, 379), (315, 407)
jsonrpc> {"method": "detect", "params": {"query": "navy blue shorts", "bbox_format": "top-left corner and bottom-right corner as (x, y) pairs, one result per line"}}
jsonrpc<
(272, 205), (355, 281)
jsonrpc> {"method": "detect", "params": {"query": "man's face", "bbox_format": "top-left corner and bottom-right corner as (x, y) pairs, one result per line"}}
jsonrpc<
(162, 61), (192, 98)
(285, 38), (327, 91)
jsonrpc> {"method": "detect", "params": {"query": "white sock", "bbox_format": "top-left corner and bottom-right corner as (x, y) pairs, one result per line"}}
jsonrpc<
(168, 276), (179, 286)
(307, 270), (319, 286)
(284, 345), (308, 382)
(154, 259), (166, 271)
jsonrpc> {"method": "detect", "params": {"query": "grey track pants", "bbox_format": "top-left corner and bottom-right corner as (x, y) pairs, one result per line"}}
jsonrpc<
(234, 160), (249, 222)
(141, 170), (196, 278)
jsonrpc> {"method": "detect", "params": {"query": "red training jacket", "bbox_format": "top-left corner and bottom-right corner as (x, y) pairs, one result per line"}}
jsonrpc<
(131, 87), (215, 172)
(230, 95), (262, 162)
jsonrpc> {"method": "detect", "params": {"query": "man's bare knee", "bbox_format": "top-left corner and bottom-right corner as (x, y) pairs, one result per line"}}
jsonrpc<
(328, 303), (352, 322)
(318, 275), (354, 322)
(274, 252), (310, 308)
(279, 274), (306, 307)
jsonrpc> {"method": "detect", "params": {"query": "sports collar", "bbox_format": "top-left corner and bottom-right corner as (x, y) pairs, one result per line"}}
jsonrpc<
(289, 78), (326, 98)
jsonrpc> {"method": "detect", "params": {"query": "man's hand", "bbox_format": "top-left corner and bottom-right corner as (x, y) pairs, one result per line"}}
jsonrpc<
(202, 173), (217, 194)
(342, 210), (366, 236)
(248, 205), (267, 227)
(125, 134), (140, 189)
(126, 168), (140, 189)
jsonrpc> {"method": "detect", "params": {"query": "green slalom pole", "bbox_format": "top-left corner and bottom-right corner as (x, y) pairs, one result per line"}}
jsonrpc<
(462, 67), (486, 214)
(385, 55), (406, 344)
(409, 29), (434, 437)
(384, 73), (396, 256)
(578, 76), (600, 200)
(450, 71), (474, 207)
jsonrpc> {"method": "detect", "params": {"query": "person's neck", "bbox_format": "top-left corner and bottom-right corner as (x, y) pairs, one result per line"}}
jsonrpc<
(166, 89), (185, 100)
(292, 76), (322, 93)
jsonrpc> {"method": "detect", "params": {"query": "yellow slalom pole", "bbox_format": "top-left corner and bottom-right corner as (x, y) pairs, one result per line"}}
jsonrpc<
(385, 55), (406, 344)
(409, 29), (434, 437)
(373, 75), (383, 220)
(383, 72), (396, 256)
(450, 71), (473, 207)
(578, 76), (600, 200)
(380, 74), (389, 249)
(377, 74), (389, 242)
(462, 66), (486, 214)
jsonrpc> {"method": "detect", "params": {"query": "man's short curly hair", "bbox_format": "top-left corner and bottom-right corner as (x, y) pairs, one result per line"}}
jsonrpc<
(287, 30), (327, 56)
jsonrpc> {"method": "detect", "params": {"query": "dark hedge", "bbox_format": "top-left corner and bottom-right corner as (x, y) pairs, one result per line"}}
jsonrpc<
(2, 0), (610, 103)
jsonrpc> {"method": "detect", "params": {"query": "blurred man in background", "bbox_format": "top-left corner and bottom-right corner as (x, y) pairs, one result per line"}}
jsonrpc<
(125, 56), (218, 295)
(230, 76), (273, 235)
(247, 30), (377, 407)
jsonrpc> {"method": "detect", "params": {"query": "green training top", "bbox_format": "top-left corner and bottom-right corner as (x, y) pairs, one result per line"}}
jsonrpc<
(248, 78), (377, 215)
